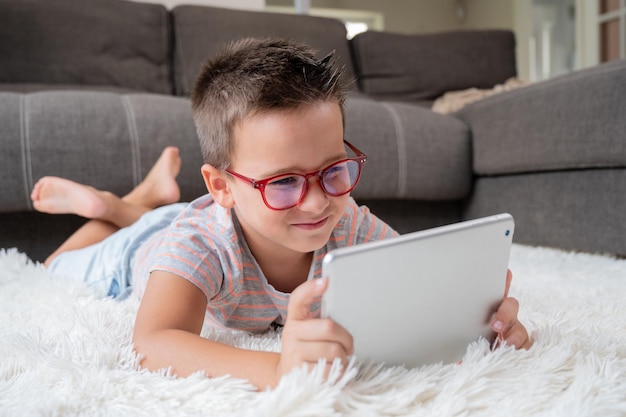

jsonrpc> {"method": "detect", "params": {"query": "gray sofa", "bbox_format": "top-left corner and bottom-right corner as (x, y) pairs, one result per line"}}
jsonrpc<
(1, 0), (625, 262)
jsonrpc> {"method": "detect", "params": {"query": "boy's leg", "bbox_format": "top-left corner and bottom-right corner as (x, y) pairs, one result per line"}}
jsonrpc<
(32, 147), (181, 266)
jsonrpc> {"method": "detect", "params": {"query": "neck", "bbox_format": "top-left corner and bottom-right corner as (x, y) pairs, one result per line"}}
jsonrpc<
(231, 209), (314, 293)
(254, 250), (313, 293)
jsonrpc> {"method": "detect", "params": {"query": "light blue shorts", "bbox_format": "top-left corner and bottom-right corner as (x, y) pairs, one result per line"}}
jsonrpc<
(48, 203), (187, 299)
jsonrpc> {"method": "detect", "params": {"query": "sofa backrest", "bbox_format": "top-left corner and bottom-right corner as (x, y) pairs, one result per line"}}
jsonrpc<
(0, 0), (172, 94)
(351, 30), (517, 103)
(172, 5), (356, 96)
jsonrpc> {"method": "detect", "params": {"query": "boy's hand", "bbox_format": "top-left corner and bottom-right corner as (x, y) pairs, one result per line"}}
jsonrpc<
(278, 277), (354, 380)
(491, 270), (533, 349)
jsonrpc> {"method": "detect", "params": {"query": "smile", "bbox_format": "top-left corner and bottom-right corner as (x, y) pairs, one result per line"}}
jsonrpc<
(293, 217), (329, 230)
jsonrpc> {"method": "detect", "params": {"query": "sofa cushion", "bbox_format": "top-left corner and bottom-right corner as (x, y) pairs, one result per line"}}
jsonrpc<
(351, 30), (516, 102)
(0, 90), (470, 215)
(456, 59), (626, 175)
(0, 91), (206, 214)
(172, 6), (355, 96)
(465, 170), (626, 256)
(0, 0), (172, 94)
(345, 95), (472, 201)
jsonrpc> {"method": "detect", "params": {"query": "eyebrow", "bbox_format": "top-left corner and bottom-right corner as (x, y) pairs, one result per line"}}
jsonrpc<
(259, 151), (348, 179)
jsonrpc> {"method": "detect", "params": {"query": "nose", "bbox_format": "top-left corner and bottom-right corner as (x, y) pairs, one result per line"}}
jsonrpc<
(297, 177), (329, 214)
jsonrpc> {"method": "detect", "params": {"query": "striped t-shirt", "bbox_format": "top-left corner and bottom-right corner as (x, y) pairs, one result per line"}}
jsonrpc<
(132, 194), (397, 333)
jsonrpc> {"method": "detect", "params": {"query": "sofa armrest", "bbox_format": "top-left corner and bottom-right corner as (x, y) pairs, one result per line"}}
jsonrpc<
(456, 59), (626, 176)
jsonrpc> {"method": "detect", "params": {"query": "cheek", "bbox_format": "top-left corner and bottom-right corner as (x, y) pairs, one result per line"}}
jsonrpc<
(330, 194), (350, 216)
(236, 194), (286, 229)
(231, 182), (264, 211)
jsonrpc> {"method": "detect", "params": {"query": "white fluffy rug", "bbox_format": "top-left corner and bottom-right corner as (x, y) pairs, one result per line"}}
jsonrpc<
(1, 244), (625, 417)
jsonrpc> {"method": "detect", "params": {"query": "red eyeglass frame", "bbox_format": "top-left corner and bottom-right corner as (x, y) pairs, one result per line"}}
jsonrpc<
(225, 140), (367, 210)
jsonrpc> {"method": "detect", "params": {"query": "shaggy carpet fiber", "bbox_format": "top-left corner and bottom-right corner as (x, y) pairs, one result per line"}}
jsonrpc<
(0, 244), (625, 417)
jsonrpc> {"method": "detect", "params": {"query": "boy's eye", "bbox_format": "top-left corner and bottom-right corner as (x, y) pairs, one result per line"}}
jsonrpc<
(268, 176), (300, 188)
(324, 164), (346, 179)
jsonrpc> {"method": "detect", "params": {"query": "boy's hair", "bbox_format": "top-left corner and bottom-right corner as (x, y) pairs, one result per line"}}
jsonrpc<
(191, 37), (348, 169)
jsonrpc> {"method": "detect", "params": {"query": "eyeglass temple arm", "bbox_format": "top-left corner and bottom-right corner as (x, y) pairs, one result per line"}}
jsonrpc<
(344, 140), (367, 163)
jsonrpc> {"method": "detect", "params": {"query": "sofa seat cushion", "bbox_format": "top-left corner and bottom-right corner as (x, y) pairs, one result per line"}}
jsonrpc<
(457, 59), (626, 176)
(0, 0), (172, 94)
(351, 30), (516, 102)
(465, 169), (626, 256)
(0, 91), (206, 214)
(172, 5), (355, 96)
(345, 95), (472, 201)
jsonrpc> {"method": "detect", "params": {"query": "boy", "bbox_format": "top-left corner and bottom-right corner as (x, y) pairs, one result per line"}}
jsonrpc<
(31, 38), (531, 390)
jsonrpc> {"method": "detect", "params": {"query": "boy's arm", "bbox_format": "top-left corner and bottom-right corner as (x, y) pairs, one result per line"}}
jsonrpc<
(133, 271), (353, 390)
(133, 270), (281, 389)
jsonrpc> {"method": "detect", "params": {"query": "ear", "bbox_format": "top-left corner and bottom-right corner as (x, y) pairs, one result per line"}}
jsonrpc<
(201, 164), (235, 208)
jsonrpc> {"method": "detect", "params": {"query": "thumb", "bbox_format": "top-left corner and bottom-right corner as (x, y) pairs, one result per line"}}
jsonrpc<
(287, 277), (328, 321)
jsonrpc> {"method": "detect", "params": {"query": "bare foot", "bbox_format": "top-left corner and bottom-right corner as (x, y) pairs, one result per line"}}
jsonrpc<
(31, 177), (107, 218)
(123, 146), (181, 209)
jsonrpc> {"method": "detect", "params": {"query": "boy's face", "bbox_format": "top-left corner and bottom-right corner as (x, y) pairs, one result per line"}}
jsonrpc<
(227, 101), (349, 257)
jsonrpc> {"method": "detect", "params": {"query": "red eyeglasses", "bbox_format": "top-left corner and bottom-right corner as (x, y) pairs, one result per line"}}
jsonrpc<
(225, 140), (367, 210)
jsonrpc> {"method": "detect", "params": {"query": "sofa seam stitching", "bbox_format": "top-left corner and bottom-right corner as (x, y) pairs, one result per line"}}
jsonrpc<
(381, 102), (407, 198)
(122, 96), (142, 187)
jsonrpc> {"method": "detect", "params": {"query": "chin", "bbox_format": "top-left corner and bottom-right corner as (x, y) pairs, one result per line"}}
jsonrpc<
(288, 229), (334, 253)
(285, 210), (343, 252)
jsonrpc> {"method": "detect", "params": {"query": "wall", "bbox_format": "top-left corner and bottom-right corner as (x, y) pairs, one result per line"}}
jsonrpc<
(461, 0), (515, 30)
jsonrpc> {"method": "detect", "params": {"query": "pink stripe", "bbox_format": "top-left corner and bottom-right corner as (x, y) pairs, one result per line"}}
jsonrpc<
(152, 264), (211, 300)
(236, 303), (279, 310)
(157, 248), (218, 294)
(364, 216), (377, 242)
(347, 203), (357, 246)
(228, 315), (276, 322)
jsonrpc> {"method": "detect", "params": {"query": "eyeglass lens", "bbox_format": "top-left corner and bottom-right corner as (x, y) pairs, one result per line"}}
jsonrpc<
(264, 159), (360, 209)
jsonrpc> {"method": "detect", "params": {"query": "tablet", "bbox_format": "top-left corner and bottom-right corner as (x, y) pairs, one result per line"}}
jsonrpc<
(321, 213), (514, 367)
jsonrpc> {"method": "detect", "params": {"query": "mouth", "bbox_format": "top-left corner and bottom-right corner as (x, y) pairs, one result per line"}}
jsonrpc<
(292, 216), (329, 230)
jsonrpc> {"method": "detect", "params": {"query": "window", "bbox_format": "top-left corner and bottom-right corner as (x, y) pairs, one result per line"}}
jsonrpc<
(598, 0), (626, 61)
(345, 22), (370, 39)
(265, 6), (384, 39)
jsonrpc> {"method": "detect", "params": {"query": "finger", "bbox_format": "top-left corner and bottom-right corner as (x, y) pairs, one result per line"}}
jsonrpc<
(301, 359), (349, 382)
(287, 277), (328, 321)
(491, 297), (520, 335)
(284, 318), (354, 354)
(504, 269), (513, 298)
(502, 322), (532, 349)
(283, 340), (351, 365)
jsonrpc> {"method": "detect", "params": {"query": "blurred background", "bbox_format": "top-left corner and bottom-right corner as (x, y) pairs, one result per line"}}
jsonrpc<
(129, 0), (625, 82)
